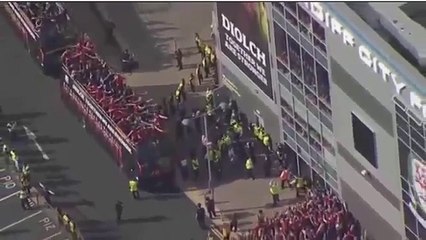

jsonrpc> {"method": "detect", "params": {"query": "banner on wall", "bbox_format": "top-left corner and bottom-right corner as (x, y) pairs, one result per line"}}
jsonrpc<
(216, 2), (273, 99)
(407, 153), (426, 228)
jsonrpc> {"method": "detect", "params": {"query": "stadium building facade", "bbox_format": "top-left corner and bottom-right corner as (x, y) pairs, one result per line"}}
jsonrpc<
(213, 2), (426, 240)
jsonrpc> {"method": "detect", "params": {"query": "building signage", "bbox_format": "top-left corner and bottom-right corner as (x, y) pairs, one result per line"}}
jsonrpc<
(302, 2), (426, 120)
(217, 2), (273, 99)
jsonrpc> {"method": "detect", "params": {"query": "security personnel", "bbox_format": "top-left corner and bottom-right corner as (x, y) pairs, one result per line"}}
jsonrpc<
(204, 45), (212, 61)
(263, 133), (271, 151)
(194, 32), (202, 53)
(191, 157), (199, 180)
(69, 220), (77, 239)
(19, 189), (29, 210)
(9, 149), (19, 172)
(188, 73), (195, 92)
(269, 180), (280, 206)
(21, 176), (30, 195)
(22, 164), (30, 181)
(205, 88), (213, 104)
(296, 177), (305, 197)
(128, 179), (139, 199)
(245, 157), (255, 180)
(62, 213), (70, 228)
(196, 64), (204, 85)
(210, 51), (216, 67)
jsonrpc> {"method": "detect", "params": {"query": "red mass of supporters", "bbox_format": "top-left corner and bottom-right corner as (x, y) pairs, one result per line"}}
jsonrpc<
(248, 190), (360, 240)
(61, 34), (167, 145)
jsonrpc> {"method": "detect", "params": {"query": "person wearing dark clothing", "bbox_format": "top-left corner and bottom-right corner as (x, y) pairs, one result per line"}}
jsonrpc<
(115, 201), (123, 223)
(230, 213), (238, 232)
(189, 73), (196, 92)
(195, 203), (206, 228)
(205, 197), (217, 219)
(175, 48), (183, 70)
(196, 64), (203, 85)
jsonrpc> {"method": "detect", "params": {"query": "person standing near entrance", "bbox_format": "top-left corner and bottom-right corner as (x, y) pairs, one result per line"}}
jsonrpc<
(245, 157), (255, 180)
(128, 179), (139, 199)
(269, 180), (280, 207)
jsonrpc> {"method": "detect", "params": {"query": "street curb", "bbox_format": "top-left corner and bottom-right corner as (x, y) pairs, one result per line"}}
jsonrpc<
(89, 3), (129, 53)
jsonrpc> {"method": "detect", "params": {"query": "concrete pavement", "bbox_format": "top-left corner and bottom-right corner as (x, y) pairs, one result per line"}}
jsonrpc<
(85, 2), (303, 238)
(0, 9), (207, 240)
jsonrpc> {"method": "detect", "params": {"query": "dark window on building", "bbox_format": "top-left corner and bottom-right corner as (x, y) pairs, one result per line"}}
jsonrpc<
(312, 19), (325, 41)
(277, 59), (289, 75)
(405, 227), (417, 240)
(274, 22), (289, 66)
(396, 113), (409, 133)
(316, 62), (330, 104)
(297, 4), (311, 28)
(409, 118), (424, 136)
(284, 2), (297, 15)
(272, 2), (284, 15)
(410, 126), (425, 147)
(398, 139), (409, 178)
(352, 113), (378, 168)
(418, 224), (426, 240)
(403, 204), (418, 238)
(285, 9), (297, 28)
(288, 36), (302, 78)
(301, 48), (316, 91)
(298, 155), (310, 178)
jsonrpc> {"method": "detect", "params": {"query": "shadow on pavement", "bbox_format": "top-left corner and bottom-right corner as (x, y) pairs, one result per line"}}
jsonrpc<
(77, 219), (120, 240)
(0, 229), (30, 236)
(34, 135), (69, 145)
(142, 193), (183, 201)
(121, 215), (168, 224)
(55, 199), (95, 208)
(33, 164), (69, 173)
(43, 178), (80, 188)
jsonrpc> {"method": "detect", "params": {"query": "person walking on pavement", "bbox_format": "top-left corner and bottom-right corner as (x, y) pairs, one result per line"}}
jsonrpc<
(19, 189), (29, 210)
(175, 48), (183, 70)
(188, 73), (196, 92)
(180, 158), (189, 181)
(115, 201), (123, 223)
(196, 64), (204, 85)
(195, 203), (206, 228)
(128, 178), (139, 199)
(230, 213), (238, 232)
(280, 167), (290, 189)
(204, 196), (217, 219)
(194, 32), (202, 53)
(245, 157), (255, 180)
(168, 92), (176, 116)
(202, 56), (210, 78)
(269, 180), (280, 207)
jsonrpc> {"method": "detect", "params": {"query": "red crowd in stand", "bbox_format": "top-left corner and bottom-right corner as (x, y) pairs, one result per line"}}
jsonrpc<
(248, 189), (361, 240)
(61, 34), (167, 145)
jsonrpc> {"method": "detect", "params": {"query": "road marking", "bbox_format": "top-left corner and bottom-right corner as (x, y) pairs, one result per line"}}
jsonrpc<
(42, 231), (63, 240)
(0, 210), (43, 232)
(23, 126), (49, 160)
(0, 191), (19, 202)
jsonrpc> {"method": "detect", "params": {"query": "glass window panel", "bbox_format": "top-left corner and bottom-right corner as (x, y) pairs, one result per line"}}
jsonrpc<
(288, 36), (302, 78)
(284, 2), (297, 14)
(274, 22), (289, 65)
(411, 139), (426, 160)
(282, 107), (294, 126)
(285, 9), (298, 28)
(401, 178), (410, 193)
(418, 224), (426, 240)
(277, 59), (289, 75)
(300, 35), (313, 55)
(398, 139), (410, 178)
(305, 85), (318, 106)
(410, 126), (425, 147)
(319, 100), (332, 118)
(282, 120), (295, 139)
(316, 62), (331, 105)
(281, 98), (293, 115)
(405, 227), (417, 240)
(278, 71), (291, 90)
(398, 127), (410, 146)
(403, 204), (418, 237)
(297, 134), (309, 153)
(314, 36), (327, 54)
(306, 98), (319, 114)
(312, 18), (325, 41)
(295, 121), (308, 140)
(298, 23), (311, 41)
(410, 118), (424, 136)
(395, 102), (408, 119)
(320, 112), (333, 132)
(297, 4), (311, 28)
(302, 48), (317, 90)
(309, 136), (322, 153)
(322, 136), (335, 155)
(291, 73), (303, 92)
(396, 113), (409, 133)
(272, 2), (284, 15)
(292, 85), (305, 104)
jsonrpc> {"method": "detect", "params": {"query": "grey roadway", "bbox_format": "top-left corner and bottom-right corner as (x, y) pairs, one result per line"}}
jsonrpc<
(0, 10), (206, 240)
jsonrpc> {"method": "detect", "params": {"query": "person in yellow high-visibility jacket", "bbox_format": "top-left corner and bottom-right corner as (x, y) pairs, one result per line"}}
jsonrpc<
(129, 179), (139, 199)
(269, 180), (280, 206)
(245, 158), (254, 180)
(263, 134), (271, 151)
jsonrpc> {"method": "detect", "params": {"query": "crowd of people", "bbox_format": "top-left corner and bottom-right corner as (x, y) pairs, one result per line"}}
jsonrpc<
(61, 33), (167, 145)
(242, 188), (361, 240)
